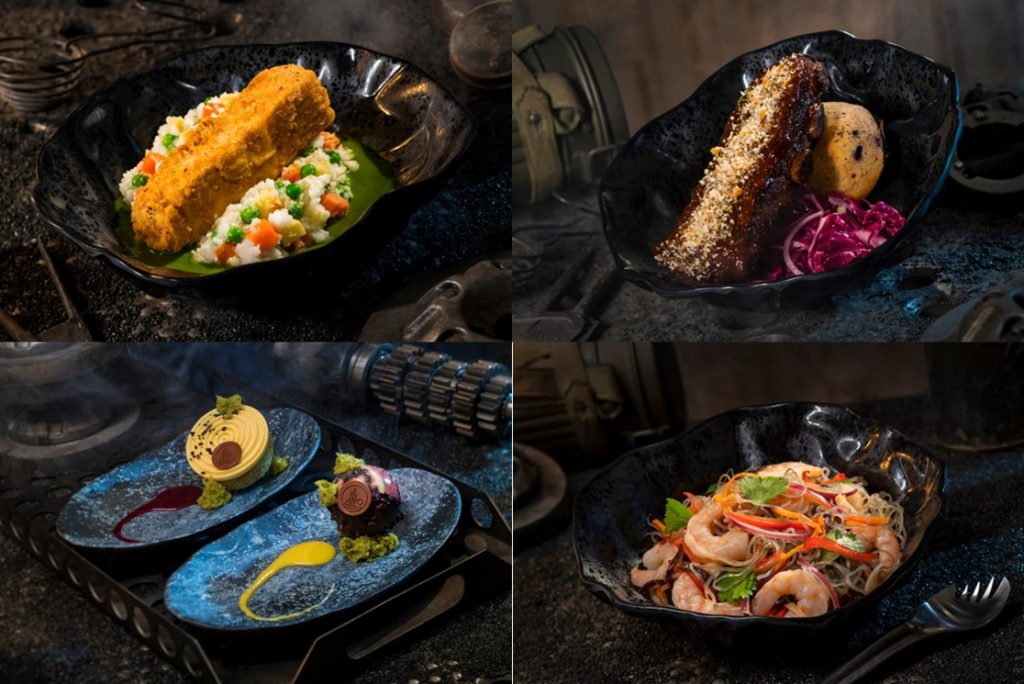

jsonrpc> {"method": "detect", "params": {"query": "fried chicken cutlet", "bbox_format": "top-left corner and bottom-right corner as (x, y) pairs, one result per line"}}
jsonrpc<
(131, 65), (335, 253)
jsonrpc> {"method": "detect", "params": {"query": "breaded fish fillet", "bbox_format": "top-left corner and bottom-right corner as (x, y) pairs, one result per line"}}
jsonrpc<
(653, 54), (828, 284)
(131, 64), (335, 252)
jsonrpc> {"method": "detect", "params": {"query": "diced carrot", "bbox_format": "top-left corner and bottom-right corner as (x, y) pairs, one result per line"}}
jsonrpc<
(320, 193), (349, 217)
(214, 243), (236, 265)
(282, 164), (301, 182)
(321, 132), (340, 150)
(202, 102), (224, 118)
(139, 151), (165, 175)
(248, 219), (281, 253)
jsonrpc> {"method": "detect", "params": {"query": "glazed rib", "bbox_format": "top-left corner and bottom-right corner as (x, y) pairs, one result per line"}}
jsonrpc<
(653, 54), (829, 284)
(131, 65), (335, 252)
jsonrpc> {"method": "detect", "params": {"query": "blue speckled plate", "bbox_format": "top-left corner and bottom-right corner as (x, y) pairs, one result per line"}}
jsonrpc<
(164, 468), (460, 631)
(56, 408), (321, 549)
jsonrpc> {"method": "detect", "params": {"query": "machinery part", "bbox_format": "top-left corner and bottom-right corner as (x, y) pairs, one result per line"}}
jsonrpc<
(452, 361), (503, 437)
(369, 345), (426, 416)
(449, 0), (511, 89)
(359, 257), (511, 342)
(921, 270), (1024, 342)
(428, 359), (470, 427)
(949, 85), (1024, 195)
(513, 342), (686, 467)
(477, 372), (512, 438)
(403, 350), (452, 422)
(512, 24), (628, 205)
(512, 442), (567, 547)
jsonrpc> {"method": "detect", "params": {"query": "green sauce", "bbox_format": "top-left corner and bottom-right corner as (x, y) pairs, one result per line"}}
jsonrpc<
(114, 138), (396, 275)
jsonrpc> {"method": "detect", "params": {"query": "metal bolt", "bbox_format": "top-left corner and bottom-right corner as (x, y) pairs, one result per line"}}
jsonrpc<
(528, 112), (541, 125)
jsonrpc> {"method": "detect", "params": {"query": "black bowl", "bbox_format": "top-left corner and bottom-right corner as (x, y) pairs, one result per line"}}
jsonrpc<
(32, 42), (474, 287)
(573, 402), (947, 641)
(600, 31), (962, 309)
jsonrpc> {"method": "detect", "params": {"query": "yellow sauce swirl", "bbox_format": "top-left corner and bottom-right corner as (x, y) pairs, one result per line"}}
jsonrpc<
(238, 540), (337, 622)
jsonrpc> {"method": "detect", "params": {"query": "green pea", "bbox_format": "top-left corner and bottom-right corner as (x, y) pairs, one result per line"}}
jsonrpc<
(203, 96), (212, 104)
(131, 174), (148, 188)
(285, 183), (302, 200)
(288, 204), (304, 219)
(274, 181), (284, 189)
(327, 151), (341, 164)
(303, 146), (315, 156)
(162, 133), (178, 151)
(226, 226), (245, 244)
(240, 206), (259, 224)
(300, 163), (317, 178)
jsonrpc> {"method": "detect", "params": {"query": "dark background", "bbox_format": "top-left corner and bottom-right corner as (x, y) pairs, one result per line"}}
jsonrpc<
(0, 0), (510, 341)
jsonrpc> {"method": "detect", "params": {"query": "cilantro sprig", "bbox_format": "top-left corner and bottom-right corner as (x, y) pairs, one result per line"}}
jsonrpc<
(714, 569), (756, 602)
(663, 497), (693, 533)
(739, 476), (790, 505)
(820, 528), (865, 563)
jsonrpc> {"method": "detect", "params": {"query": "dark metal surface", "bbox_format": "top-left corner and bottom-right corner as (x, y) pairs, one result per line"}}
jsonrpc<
(0, 0), (509, 341)
(514, 182), (1024, 340)
(513, 395), (1024, 683)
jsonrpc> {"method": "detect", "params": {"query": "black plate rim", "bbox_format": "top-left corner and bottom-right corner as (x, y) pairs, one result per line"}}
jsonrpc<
(31, 40), (478, 288)
(599, 29), (963, 303)
(572, 400), (948, 631)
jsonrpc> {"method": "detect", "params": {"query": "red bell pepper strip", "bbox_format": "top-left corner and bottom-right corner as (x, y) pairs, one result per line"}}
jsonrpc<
(803, 535), (878, 562)
(724, 510), (812, 533)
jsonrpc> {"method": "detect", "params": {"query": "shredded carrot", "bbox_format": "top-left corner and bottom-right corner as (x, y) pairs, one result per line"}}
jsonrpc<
(846, 515), (888, 526)
(772, 543), (805, 571)
(651, 582), (668, 604)
(651, 518), (666, 533)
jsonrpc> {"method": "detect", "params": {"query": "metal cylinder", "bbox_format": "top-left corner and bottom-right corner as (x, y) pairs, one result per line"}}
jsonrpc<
(512, 24), (628, 205)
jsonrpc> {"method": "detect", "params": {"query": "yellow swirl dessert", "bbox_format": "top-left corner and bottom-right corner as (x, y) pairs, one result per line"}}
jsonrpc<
(185, 398), (273, 491)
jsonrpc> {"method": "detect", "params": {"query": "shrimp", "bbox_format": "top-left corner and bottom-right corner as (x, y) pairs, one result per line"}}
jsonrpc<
(757, 461), (824, 481)
(852, 525), (900, 593)
(630, 540), (679, 588)
(751, 568), (830, 617)
(671, 574), (744, 616)
(684, 501), (749, 564)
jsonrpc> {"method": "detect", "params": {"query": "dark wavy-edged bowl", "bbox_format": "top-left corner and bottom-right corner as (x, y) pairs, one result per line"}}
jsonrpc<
(32, 42), (474, 287)
(574, 402), (947, 641)
(600, 31), (962, 309)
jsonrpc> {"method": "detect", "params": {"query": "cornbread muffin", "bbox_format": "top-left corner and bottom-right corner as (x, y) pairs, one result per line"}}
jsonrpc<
(806, 102), (885, 200)
(185, 396), (273, 492)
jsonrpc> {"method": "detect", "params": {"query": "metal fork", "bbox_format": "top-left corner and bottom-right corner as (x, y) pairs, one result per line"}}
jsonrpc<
(821, 576), (1011, 684)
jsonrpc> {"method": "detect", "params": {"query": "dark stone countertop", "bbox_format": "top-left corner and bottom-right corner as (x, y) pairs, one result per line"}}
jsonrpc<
(0, 0), (509, 341)
(513, 396), (1024, 683)
(513, 184), (1024, 341)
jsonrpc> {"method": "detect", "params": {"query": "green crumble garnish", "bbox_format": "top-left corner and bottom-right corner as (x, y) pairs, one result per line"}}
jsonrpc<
(339, 533), (399, 562)
(315, 479), (338, 507)
(215, 394), (243, 418)
(270, 454), (289, 476)
(333, 452), (364, 476)
(197, 477), (232, 509)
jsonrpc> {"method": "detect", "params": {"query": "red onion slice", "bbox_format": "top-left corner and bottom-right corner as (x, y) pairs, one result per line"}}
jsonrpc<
(798, 558), (840, 610)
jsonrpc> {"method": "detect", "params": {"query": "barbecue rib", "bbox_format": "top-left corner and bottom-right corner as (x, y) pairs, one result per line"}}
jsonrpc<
(653, 54), (829, 285)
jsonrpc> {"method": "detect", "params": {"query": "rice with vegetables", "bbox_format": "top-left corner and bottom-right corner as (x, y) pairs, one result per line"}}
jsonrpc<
(118, 89), (358, 267)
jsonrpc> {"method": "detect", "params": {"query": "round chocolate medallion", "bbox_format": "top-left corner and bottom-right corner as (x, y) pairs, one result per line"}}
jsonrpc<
(338, 479), (372, 516)
(211, 441), (242, 470)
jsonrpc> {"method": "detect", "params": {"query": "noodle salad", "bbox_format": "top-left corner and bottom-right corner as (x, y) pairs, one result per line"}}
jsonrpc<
(630, 461), (906, 618)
